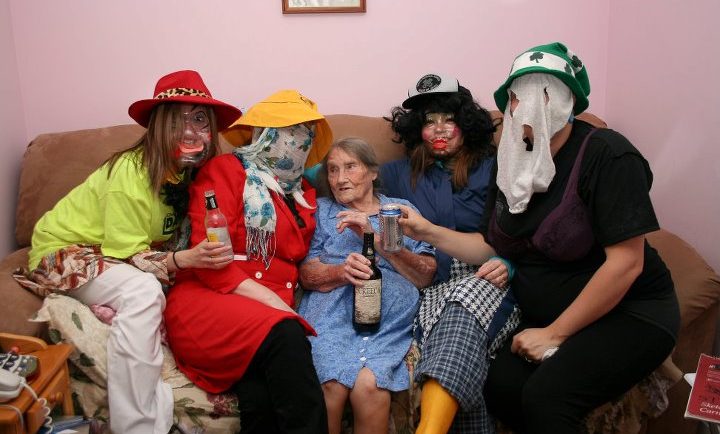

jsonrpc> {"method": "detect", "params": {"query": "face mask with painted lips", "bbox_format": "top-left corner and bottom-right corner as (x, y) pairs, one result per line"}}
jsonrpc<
(174, 106), (213, 168)
(423, 113), (457, 152)
(432, 138), (448, 151)
(175, 130), (211, 168)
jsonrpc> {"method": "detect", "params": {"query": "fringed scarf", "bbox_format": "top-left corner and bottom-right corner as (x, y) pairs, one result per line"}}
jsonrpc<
(232, 124), (314, 268)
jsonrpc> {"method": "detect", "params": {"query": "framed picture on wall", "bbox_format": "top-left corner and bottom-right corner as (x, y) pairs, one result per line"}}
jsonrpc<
(282, 0), (366, 14)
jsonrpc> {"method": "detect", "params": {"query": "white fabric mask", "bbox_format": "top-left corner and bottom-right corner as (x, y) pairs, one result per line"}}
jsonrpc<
(496, 73), (574, 214)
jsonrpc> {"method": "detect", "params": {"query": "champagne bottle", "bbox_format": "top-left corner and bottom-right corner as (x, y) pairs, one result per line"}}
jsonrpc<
(204, 190), (233, 257)
(353, 232), (382, 332)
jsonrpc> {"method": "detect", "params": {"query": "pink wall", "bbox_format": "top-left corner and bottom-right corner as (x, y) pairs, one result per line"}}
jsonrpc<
(0, 0), (26, 256)
(8, 0), (608, 138)
(606, 0), (720, 272)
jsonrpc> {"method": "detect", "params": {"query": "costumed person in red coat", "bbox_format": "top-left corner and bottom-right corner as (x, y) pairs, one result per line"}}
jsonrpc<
(164, 90), (333, 434)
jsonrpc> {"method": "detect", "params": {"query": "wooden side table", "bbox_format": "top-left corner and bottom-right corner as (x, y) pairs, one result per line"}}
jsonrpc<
(0, 333), (74, 434)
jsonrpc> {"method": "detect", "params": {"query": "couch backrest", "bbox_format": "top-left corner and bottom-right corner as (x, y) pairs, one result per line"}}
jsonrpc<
(14, 112), (606, 247)
(325, 114), (404, 163)
(14, 116), (405, 247)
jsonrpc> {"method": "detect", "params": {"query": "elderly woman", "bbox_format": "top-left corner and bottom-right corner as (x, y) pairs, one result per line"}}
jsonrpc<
(164, 90), (333, 434)
(383, 73), (520, 433)
(298, 137), (437, 434)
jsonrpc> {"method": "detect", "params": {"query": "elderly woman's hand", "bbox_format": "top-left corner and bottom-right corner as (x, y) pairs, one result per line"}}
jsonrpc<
(336, 210), (374, 237)
(175, 239), (233, 270)
(343, 252), (374, 287)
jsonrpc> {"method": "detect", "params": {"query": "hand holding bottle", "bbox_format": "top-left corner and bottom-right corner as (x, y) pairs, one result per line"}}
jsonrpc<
(343, 252), (375, 287)
(172, 240), (233, 271)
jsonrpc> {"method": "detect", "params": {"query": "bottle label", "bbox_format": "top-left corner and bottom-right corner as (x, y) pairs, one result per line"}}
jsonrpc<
(354, 279), (381, 324)
(206, 227), (233, 256)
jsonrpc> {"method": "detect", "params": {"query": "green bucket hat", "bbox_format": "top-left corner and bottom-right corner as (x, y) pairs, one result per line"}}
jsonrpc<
(494, 42), (591, 115)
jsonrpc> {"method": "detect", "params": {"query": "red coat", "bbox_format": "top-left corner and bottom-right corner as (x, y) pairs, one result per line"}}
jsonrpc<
(165, 154), (317, 393)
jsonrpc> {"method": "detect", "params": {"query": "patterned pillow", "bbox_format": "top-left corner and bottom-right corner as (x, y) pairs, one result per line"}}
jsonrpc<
(32, 294), (241, 433)
(33, 293), (109, 386)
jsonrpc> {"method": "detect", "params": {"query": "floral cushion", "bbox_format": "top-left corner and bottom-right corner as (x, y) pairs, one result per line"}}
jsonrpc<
(32, 294), (420, 433)
(33, 294), (240, 433)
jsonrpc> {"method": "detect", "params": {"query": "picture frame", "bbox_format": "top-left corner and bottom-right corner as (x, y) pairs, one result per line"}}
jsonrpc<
(282, 0), (366, 14)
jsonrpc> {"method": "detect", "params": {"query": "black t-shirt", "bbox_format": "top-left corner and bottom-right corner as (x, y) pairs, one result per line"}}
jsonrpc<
(480, 120), (679, 339)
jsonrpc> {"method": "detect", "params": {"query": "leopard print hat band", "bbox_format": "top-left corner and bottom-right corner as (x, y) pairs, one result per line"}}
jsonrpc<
(155, 88), (209, 99)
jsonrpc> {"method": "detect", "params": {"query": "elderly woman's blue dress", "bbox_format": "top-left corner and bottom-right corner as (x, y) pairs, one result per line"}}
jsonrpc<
(298, 195), (434, 391)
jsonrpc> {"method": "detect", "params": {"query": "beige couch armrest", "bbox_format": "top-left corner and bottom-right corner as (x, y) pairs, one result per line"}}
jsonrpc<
(645, 229), (720, 434)
(0, 248), (45, 337)
(646, 229), (720, 330)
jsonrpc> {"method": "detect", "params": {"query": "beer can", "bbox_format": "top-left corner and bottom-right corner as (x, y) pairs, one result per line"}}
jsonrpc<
(379, 204), (403, 252)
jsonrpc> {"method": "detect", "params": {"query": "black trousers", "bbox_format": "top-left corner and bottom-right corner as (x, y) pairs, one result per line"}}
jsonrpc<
(232, 319), (328, 434)
(484, 310), (675, 434)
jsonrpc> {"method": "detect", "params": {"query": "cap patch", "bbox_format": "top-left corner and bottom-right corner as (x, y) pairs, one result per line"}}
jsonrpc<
(416, 74), (442, 93)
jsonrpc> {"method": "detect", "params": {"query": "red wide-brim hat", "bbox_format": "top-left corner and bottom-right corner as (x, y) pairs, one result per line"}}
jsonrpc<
(128, 70), (242, 130)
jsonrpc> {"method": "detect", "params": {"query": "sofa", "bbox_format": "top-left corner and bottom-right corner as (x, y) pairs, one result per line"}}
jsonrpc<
(1, 113), (719, 434)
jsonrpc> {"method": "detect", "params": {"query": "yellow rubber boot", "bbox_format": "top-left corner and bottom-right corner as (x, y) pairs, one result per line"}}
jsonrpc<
(415, 378), (459, 434)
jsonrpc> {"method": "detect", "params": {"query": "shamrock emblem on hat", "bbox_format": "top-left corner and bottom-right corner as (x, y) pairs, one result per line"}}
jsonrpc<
(529, 52), (544, 63)
(566, 48), (583, 70)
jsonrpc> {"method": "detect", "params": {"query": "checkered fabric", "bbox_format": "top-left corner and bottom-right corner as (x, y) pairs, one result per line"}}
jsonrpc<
(414, 259), (521, 357)
(415, 303), (495, 434)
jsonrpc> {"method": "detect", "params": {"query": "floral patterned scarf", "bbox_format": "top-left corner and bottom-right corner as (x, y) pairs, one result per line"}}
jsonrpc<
(232, 124), (314, 268)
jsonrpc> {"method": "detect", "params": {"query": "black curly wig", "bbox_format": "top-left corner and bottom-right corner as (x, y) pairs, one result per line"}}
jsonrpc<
(385, 85), (499, 189)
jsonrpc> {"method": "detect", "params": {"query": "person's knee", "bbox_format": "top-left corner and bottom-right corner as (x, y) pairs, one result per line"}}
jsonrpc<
(123, 272), (164, 303)
(352, 372), (379, 397)
(267, 319), (309, 352)
(112, 272), (165, 323)
(350, 370), (390, 410)
(323, 380), (348, 398)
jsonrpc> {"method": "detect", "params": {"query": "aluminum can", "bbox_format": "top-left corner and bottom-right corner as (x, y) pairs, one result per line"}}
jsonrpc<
(379, 204), (403, 252)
